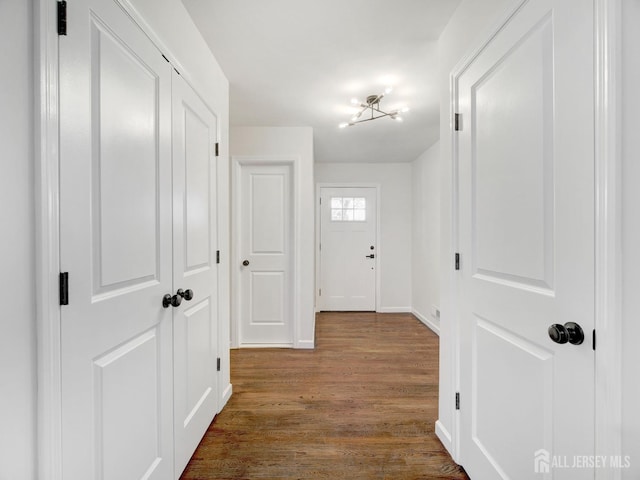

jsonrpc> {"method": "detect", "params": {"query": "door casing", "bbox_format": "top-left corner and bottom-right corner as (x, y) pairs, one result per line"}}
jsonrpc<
(441, 0), (623, 474)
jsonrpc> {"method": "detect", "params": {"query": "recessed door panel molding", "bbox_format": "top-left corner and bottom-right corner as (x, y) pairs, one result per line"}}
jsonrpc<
(472, 317), (553, 478)
(184, 105), (212, 271)
(456, 0), (595, 478)
(237, 162), (294, 346)
(93, 329), (162, 480)
(250, 271), (285, 325)
(90, 17), (161, 296)
(471, 14), (554, 293)
(250, 173), (286, 254)
(180, 299), (214, 427)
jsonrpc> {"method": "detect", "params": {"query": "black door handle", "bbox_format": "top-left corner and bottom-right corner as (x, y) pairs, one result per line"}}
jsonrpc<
(162, 293), (182, 308)
(177, 288), (194, 301)
(366, 254), (375, 259)
(548, 322), (584, 345)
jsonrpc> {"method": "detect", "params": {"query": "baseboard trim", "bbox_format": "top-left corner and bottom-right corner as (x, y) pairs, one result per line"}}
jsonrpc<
(376, 306), (412, 313)
(239, 343), (294, 348)
(296, 340), (315, 350)
(412, 309), (440, 335)
(435, 420), (454, 458)
(220, 383), (232, 413)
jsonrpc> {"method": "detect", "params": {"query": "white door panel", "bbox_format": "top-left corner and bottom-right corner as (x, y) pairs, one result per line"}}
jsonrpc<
(457, 1), (594, 478)
(239, 164), (293, 345)
(319, 187), (376, 311)
(60, 1), (173, 478)
(171, 73), (219, 477)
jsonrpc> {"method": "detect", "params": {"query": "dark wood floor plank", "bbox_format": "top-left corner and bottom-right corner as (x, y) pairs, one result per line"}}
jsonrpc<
(181, 312), (468, 480)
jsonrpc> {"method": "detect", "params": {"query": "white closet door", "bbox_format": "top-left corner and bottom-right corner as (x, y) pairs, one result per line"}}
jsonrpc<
(238, 163), (294, 346)
(171, 71), (219, 477)
(59, 1), (173, 479)
(456, 0), (595, 478)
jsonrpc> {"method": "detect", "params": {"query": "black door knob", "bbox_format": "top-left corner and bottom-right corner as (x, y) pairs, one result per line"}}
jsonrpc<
(162, 293), (182, 308)
(564, 322), (584, 345)
(548, 322), (584, 345)
(162, 294), (172, 308)
(177, 288), (194, 301)
(242, 260), (250, 266)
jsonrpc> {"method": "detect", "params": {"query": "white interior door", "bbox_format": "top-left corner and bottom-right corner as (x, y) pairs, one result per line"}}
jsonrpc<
(238, 163), (293, 346)
(319, 187), (377, 311)
(171, 72), (219, 477)
(456, 1), (594, 478)
(59, 1), (174, 478)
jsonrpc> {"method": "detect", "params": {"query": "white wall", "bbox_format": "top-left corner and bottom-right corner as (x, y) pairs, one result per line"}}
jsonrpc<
(231, 127), (316, 348)
(621, 0), (640, 476)
(436, 0), (513, 458)
(315, 162), (413, 312)
(411, 142), (440, 333)
(127, 0), (233, 405)
(0, 1), (36, 479)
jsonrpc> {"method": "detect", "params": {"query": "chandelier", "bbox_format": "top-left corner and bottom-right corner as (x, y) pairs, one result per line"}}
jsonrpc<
(339, 87), (409, 128)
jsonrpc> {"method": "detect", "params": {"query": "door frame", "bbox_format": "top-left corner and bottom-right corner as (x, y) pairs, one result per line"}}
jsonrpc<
(315, 183), (381, 313)
(231, 156), (300, 348)
(444, 0), (622, 475)
(35, 1), (232, 478)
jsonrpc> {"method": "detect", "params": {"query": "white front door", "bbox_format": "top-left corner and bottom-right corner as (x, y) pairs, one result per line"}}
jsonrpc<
(238, 163), (293, 346)
(171, 72), (219, 477)
(319, 187), (377, 311)
(59, 1), (173, 478)
(456, 0), (594, 478)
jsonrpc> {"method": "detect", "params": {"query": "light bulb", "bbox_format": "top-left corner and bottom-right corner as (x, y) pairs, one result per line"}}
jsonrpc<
(350, 98), (359, 105)
(395, 116), (403, 122)
(384, 86), (393, 95)
(401, 107), (410, 113)
(339, 122), (349, 129)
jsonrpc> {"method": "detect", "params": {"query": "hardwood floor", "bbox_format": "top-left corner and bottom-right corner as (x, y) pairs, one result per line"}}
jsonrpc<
(181, 312), (468, 479)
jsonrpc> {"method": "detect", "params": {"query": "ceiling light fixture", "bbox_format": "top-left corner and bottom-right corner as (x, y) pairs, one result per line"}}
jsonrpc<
(339, 87), (407, 128)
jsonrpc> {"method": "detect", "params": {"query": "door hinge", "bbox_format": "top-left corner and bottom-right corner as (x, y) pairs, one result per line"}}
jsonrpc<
(319, 197), (322, 205)
(216, 250), (220, 264)
(592, 329), (596, 351)
(454, 113), (461, 131)
(216, 357), (221, 372)
(215, 142), (219, 157)
(455, 253), (460, 271)
(319, 289), (322, 297)
(455, 392), (460, 410)
(57, 1), (67, 36)
(59, 272), (69, 305)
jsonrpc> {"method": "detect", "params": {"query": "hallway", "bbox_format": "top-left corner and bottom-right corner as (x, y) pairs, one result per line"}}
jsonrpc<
(181, 312), (468, 479)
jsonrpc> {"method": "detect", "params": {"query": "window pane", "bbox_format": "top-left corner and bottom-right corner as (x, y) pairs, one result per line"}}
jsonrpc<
(354, 198), (366, 209)
(331, 197), (342, 209)
(343, 209), (354, 221)
(342, 197), (354, 209)
(331, 209), (343, 221)
(354, 209), (366, 221)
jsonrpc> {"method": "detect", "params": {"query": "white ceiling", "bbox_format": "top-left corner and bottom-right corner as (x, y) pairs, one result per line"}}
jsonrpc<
(182, 0), (461, 163)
